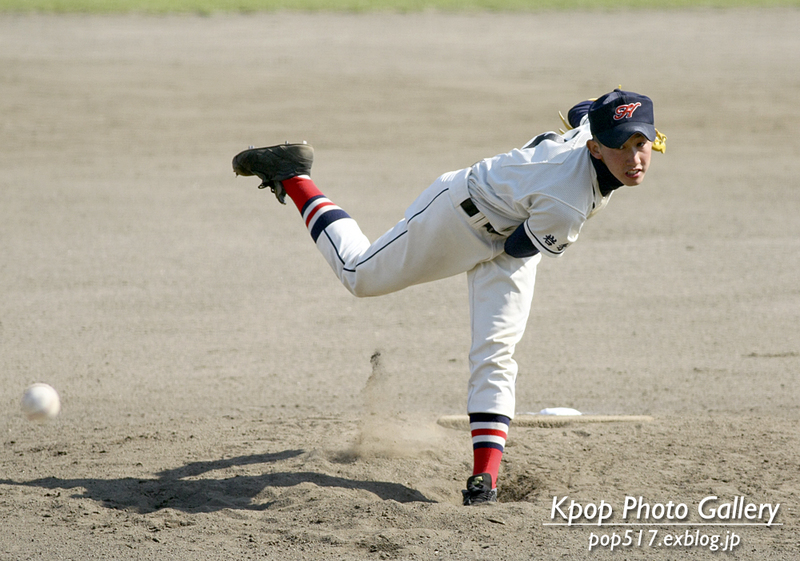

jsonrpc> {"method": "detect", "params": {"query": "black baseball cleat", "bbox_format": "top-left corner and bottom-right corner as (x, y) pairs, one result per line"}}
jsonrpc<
(461, 473), (498, 506)
(232, 142), (314, 204)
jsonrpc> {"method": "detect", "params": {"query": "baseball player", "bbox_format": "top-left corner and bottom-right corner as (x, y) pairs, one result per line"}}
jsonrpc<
(232, 89), (665, 505)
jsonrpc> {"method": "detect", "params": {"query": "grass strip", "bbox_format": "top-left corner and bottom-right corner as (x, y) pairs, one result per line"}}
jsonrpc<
(2, 0), (799, 14)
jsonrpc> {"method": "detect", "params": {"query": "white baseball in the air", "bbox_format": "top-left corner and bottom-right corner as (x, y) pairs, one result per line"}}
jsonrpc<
(20, 383), (61, 421)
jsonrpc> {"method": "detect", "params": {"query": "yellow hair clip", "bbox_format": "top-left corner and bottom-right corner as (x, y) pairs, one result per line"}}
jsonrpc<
(653, 129), (667, 154)
(558, 111), (572, 134)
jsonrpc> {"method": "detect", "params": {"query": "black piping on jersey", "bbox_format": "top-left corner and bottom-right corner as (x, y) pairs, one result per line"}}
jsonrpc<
(336, 186), (451, 272)
(523, 132), (567, 150)
(321, 227), (358, 267)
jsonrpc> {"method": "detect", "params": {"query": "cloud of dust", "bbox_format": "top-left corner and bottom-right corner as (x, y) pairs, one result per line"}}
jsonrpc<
(343, 350), (446, 460)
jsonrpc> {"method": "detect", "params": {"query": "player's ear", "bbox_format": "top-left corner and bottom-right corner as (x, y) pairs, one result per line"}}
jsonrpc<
(586, 138), (603, 160)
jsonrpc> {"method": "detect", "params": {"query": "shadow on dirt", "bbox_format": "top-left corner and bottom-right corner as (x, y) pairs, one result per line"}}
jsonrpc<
(0, 449), (434, 513)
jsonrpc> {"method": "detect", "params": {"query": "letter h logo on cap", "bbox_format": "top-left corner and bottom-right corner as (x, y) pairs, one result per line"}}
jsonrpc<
(614, 102), (642, 121)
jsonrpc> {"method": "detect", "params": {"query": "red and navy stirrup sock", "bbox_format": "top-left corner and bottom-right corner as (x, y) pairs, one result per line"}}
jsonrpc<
(469, 413), (511, 488)
(281, 176), (350, 242)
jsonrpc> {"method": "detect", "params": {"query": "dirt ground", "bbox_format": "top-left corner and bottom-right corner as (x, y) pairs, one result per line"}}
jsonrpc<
(1, 8), (798, 560)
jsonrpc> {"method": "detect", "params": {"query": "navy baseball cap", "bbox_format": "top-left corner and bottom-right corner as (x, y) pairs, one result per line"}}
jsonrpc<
(588, 89), (655, 149)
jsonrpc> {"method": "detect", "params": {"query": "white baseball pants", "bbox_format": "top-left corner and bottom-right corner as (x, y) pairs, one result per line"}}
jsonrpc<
(312, 168), (540, 418)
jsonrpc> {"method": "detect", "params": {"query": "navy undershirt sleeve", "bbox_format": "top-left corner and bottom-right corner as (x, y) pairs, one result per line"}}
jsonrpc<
(567, 100), (592, 128)
(504, 223), (540, 258)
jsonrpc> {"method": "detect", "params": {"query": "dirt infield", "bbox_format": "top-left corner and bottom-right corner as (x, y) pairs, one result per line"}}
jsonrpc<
(1, 9), (798, 560)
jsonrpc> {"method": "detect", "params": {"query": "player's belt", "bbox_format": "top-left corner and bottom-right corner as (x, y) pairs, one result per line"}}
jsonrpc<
(460, 198), (498, 235)
(459, 197), (481, 217)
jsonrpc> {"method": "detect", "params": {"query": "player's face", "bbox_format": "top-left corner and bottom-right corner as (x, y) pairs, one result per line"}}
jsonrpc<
(589, 133), (652, 187)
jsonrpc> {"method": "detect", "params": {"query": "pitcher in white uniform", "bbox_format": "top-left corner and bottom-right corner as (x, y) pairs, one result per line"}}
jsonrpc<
(232, 89), (665, 505)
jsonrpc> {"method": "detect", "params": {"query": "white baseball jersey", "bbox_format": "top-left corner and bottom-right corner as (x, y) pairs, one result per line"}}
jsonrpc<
(468, 120), (611, 257)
